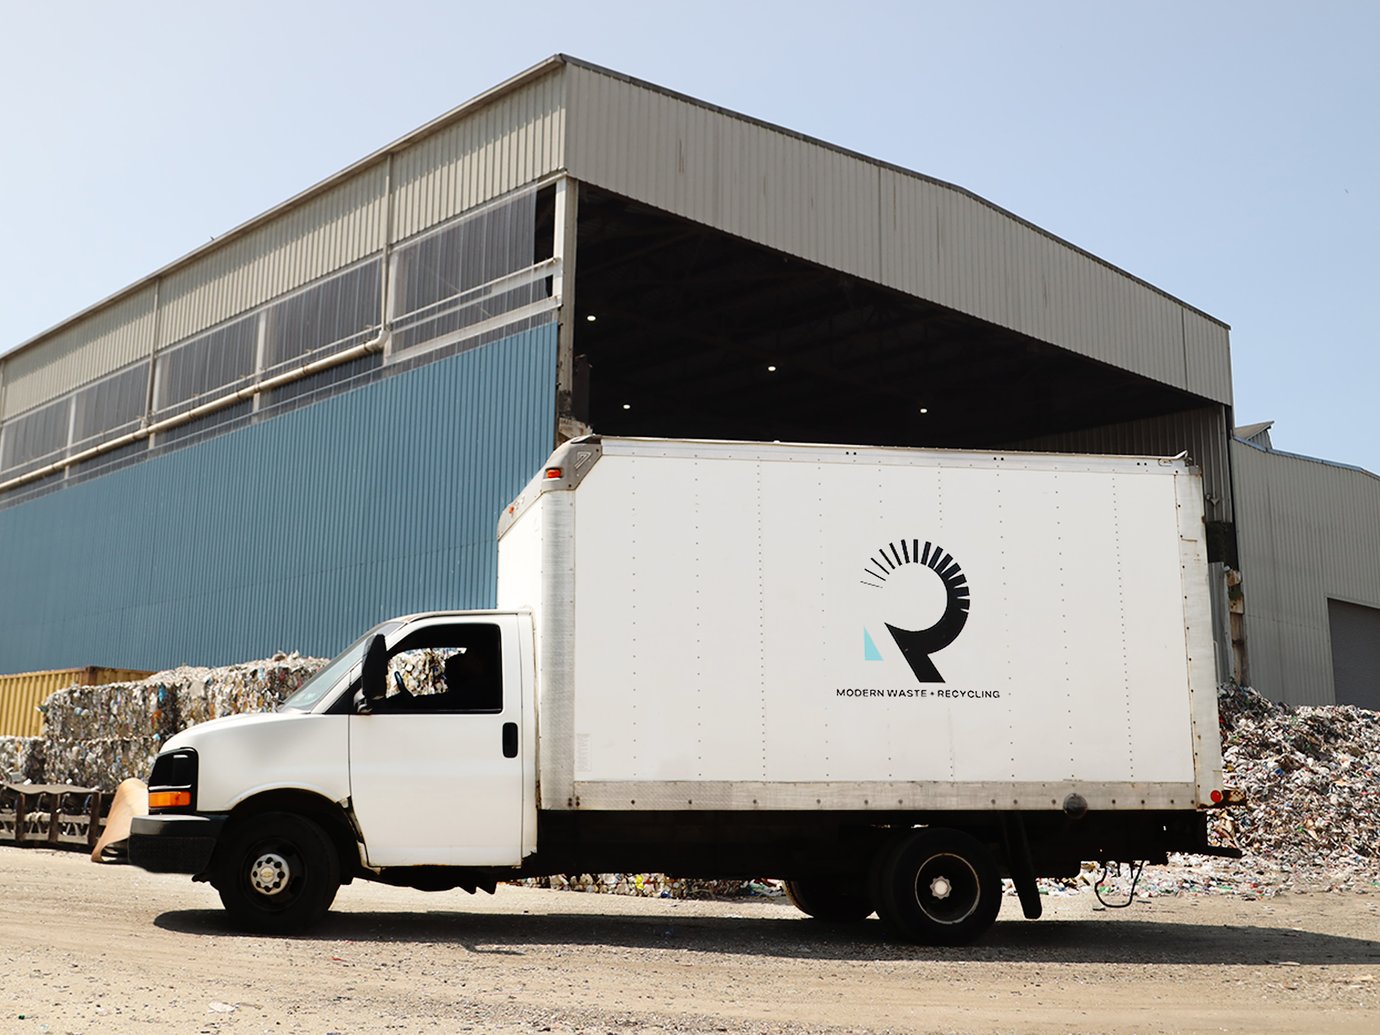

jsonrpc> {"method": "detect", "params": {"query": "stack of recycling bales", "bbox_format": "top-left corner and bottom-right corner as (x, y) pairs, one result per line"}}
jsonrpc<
(40, 680), (178, 789)
(172, 654), (327, 727)
(36, 654), (326, 789)
(0, 736), (45, 783)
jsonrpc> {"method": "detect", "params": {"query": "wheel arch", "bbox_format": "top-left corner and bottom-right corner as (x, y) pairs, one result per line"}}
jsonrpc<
(219, 789), (361, 881)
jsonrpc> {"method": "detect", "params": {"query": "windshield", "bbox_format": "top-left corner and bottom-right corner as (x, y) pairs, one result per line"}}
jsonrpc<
(278, 621), (404, 712)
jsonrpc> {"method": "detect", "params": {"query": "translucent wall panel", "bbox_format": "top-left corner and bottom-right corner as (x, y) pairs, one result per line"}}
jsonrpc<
(154, 316), (259, 418)
(71, 361), (150, 452)
(392, 190), (540, 354)
(263, 259), (382, 374)
(0, 397), (70, 476)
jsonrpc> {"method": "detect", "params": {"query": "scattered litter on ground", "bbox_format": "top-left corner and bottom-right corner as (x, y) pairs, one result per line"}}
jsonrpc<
(517, 873), (786, 899)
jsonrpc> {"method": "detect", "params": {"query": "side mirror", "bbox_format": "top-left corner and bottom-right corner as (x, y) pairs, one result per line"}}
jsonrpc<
(359, 634), (388, 707)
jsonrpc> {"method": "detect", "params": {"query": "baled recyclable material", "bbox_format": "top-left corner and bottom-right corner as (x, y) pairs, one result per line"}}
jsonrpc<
(0, 736), (45, 783)
(35, 654), (326, 788)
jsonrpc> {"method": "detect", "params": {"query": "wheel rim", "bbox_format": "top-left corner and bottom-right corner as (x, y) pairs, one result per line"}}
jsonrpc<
(912, 851), (981, 925)
(243, 840), (303, 910)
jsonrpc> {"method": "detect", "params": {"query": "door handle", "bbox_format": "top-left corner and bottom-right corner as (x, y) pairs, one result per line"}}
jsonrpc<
(502, 721), (518, 758)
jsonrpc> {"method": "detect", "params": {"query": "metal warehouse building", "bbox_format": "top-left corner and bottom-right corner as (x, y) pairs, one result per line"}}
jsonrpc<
(1, 56), (1376, 708)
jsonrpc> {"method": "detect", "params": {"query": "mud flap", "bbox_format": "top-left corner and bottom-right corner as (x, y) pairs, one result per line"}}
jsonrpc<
(1001, 813), (1042, 920)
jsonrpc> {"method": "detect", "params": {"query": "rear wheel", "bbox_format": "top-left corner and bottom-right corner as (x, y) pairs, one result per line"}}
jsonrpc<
(784, 878), (874, 922)
(214, 811), (340, 934)
(872, 828), (1001, 945)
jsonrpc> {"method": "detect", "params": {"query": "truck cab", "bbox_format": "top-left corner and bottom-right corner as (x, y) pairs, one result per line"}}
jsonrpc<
(131, 610), (538, 932)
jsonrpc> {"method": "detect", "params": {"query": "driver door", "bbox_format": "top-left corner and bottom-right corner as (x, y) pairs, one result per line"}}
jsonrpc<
(348, 615), (524, 867)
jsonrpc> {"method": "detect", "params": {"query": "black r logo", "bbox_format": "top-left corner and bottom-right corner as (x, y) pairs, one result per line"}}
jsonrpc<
(862, 540), (971, 683)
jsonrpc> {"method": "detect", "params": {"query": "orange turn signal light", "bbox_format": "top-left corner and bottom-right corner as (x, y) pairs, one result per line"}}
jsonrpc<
(544, 467), (563, 480)
(148, 790), (191, 809)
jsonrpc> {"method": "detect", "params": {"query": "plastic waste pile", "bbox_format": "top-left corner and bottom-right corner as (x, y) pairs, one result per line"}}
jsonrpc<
(1213, 684), (1379, 861)
(1162, 684), (1379, 895)
(32, 654), (326, 788)
(1061, 684), (1380, 900)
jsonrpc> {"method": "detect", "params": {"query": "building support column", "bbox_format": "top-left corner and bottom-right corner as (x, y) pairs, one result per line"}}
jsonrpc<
(553, 177), (587, 444)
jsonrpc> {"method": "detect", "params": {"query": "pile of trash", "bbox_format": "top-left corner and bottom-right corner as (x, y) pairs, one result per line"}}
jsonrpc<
(1043, 684), (1380, 901)
(1159, 684), (1379, 895)
(10, 654), (326, 788)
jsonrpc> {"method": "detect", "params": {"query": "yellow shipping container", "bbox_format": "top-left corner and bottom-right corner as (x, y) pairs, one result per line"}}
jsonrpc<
(0, 667), (154, 737)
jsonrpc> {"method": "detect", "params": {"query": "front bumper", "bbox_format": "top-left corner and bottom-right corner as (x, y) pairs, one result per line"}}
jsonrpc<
(129, 813), (228, 875)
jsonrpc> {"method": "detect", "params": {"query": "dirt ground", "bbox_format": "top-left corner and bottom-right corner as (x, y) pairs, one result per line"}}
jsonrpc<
(1, 848), (1378, 1035)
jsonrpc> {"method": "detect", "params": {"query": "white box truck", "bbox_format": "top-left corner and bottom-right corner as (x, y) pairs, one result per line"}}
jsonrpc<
(130, 437), (1238, 944)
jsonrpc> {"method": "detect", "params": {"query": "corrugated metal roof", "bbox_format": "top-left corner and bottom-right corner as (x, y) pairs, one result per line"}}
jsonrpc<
(4, 54), (1233, 416)
(1233, 420), (1273, 441)
(560, 57), (1230, 326)
(0, 56), (567, 366)
(2, 288), (157, 419)
(560, 59), (1232, 404)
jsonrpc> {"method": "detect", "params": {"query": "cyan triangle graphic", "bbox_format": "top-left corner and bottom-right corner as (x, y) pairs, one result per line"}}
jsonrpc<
(863, 628), (883, 662)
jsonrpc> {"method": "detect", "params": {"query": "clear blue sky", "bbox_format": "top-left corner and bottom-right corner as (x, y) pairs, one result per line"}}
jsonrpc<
(2, 1), (1376, 472)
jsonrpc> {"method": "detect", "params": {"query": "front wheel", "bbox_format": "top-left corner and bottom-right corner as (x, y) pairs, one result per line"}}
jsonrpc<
(872, 828), (1001, 945)
(214, 812), (340, 934)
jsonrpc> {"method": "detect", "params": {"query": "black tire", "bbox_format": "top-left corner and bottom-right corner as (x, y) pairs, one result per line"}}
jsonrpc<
(872, 828), (1001, 945)
(213, 811), (340, 934)
(784, 878), (874, 922)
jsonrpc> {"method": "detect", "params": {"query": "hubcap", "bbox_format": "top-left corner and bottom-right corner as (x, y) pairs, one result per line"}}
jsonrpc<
(249, 851), (291, 896)
(914, 852), (980, 925)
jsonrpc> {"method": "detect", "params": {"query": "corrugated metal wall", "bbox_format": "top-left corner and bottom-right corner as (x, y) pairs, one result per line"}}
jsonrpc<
(390, 69), (564, 242)
(562, 61), (1233, 406)
(2, 288), (158, 418)
(1005, 405), (1234, 524)
(1231, 440), (1380, 705)
(157, 165), (389, 348)
(0, 325), (557, 673)
(0, 667), (153, 736)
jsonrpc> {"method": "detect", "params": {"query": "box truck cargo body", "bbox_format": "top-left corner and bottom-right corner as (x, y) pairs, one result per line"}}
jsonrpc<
(130, 438), (1236, 944)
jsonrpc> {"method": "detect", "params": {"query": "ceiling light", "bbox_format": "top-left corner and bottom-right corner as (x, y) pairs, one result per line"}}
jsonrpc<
(586, 314), (597, 322)
(622, 403), (631, 410)
(766, 364), (777, 372)
(919, 407), (929, 415)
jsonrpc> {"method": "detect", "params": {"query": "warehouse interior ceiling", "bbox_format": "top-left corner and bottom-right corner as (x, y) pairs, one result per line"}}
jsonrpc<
(572, 187), (1212, 448)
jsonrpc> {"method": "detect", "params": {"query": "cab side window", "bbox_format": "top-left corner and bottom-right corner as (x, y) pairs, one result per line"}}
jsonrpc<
(376, 624), (503, 714)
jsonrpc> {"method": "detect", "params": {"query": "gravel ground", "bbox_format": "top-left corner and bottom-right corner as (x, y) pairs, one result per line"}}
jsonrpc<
(2, 848), (1379, 1034)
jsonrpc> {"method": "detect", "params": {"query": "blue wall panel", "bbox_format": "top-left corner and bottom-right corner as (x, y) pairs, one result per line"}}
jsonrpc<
(0, 326), (557, 672)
